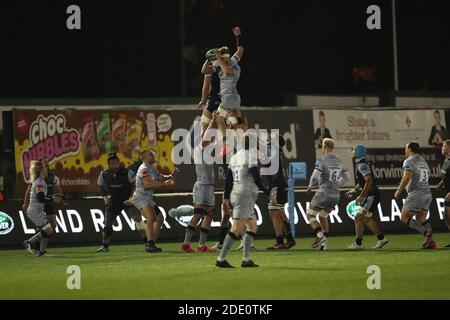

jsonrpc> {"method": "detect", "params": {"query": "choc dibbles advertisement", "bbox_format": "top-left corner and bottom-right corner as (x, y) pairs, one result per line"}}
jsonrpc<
(313, 109), (447, 186)
(13, 110), (174, 193)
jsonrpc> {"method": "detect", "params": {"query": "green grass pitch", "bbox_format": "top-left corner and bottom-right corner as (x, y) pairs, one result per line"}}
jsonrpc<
(1, 233), (450, 300)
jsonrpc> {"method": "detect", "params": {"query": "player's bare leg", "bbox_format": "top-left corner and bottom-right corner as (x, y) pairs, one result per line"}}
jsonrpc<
(197, 209), (216, 252)
(140, 205), (161, 253)
(132, 214), (148, 243)
(307, 205), (327, 249)
(201, 109), (213, 134)
(318, 212), (331, 251)
(153, 212), (164, 243)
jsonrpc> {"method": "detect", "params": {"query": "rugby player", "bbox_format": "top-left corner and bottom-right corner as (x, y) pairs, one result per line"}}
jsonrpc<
(96, 153), (147, 252)
(395, 142), (437, 249)
(23, 161), (63, 257)
(132, 150), (175, 253)
(306, 138), (350, 251)
(181, 112), (219, 253)
(345, 145), (389, 250)
(216, 133), (269, 268)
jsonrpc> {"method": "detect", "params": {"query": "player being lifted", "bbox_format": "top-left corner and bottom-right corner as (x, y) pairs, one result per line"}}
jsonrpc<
(132, 150), (175, 253)
(306, 138), (350, 251)
(181, 112), (219, 253)
(96, 153), (147, 252)
(437, 140), (450, 247)
(265, 133), (296, 250)
(345, 145), (389, 250)
(395, 142), (437, 249)
(198, 51), (221, 134)
(216, 133), (270, 268)
(202, 27), (244, 157)
(23, 161), (63, 256)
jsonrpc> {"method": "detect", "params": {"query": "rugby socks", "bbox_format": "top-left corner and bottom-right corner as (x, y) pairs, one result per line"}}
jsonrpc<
(376, 233), (385, 241)
(421, 222), (433, 240)
(219, 226), (228, 245)
(356, 238), (363, 246)
(407, 218), (426, 234)
(284, 221), (294, 242)
(243, 232), (256, 262)
(314, 227), (324, 238)
(40, 239), (49, 252)
(218, 232), (239, 262)
(28, 232), (43, 245)
(184, 225), (196, 244)
(199, 228), (209, 246)
(323, 232), (329, 238)
(276, 235), (284, 245)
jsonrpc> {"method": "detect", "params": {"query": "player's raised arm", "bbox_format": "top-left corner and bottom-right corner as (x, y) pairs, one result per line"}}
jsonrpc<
(201, 59), (213, 75)
(232, 27), (244, 61)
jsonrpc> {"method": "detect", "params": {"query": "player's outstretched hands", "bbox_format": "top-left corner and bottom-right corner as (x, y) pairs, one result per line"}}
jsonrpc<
(345, 189), (356, 199)
(394, 189), (403, 200)
(21, 203), (28, 212)
(198, 99), (206, 109)
(232, 27), (241, 37)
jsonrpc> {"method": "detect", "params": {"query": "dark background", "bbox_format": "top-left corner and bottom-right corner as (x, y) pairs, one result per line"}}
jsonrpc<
(1, 0), (450, 106)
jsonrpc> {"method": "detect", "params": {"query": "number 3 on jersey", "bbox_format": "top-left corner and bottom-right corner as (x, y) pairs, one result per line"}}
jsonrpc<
(419, 166), (429, 183)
